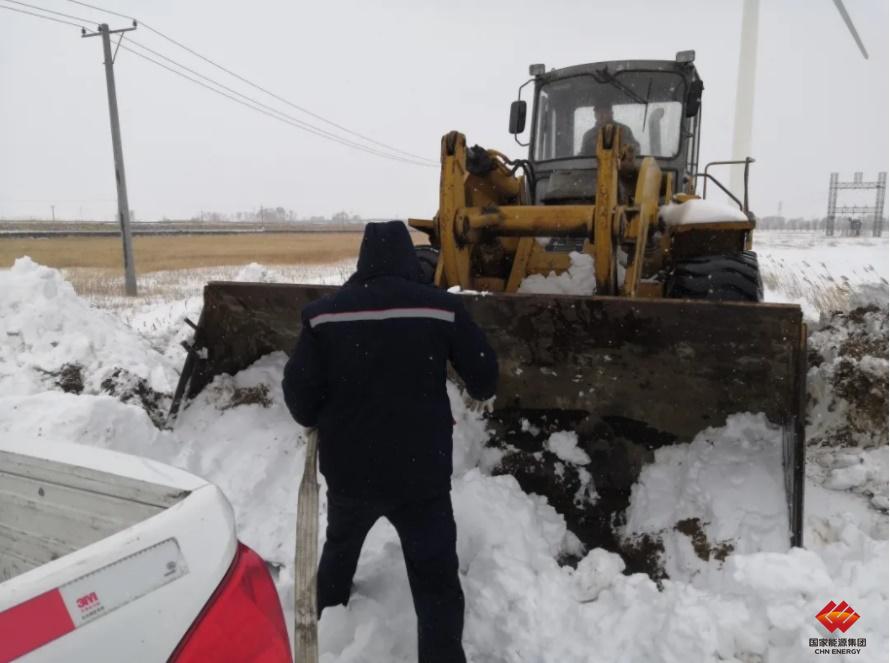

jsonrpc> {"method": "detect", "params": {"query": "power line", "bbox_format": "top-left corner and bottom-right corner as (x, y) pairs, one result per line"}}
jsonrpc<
(120, 43), (433, 168)
(1, 0), (93, 24)
(65, 0), (130, 21)
(137, 24), (437, 164)
(6, 0), (437, 167)
(64, 0), (437, 164)
(123, 38), (434, 167)
(0, 198), (117, 202)
(0, 2), (85, 28)
(119, 42), (433, 167)
(118, 44), (435, 168)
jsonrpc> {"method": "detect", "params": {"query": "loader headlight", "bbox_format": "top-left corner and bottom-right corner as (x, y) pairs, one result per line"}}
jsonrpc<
(529, 63), (546, 76)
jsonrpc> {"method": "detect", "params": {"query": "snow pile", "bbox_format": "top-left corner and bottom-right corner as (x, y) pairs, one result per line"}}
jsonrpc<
(848, 282), (890, 310)
(234, 262), (285, 282)
(808, 446), (889, 516)
(315, 463), (874, 663)
(572, 547), (625, 602)
(545, 430), (590, 465)
(805, 312), (888, 524)
(659, 199), (749, 226)
(0, 258), (175, 417)
(621, 413), (791, 582)
(0, 260), (887, 662)
(544, 431), (596, 507)
(807, 305), (888, 449)
(447, 381), (501, 475)
(115, 297), (204, 367)
(172, 352), (306, 569)
(756, 232), (888, 316)
(518, 252), (595, 295)
(0, 391), (179, 461)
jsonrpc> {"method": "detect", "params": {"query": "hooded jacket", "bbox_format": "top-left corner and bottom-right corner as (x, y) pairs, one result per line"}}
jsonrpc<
(282, 221), (498, 499)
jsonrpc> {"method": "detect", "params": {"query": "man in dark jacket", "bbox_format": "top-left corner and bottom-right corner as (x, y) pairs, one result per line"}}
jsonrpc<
(282, 220), (498, 663)
(578, 102), (640, 159)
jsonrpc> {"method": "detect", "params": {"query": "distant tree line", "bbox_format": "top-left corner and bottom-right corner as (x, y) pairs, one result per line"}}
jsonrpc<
(757, 215), (889, 232)
(189, 207), (366, 224)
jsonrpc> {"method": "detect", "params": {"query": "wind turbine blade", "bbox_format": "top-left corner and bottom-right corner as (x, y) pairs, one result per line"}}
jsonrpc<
(832, 0), (869, 59)
(731, 0), (759, 198)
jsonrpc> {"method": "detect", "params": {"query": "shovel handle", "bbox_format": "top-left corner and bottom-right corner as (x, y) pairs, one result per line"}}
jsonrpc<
(294, 428), (319, 663)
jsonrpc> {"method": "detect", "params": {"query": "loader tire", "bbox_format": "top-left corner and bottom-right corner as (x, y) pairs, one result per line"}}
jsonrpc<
(665, 251), (763, 302)
(415, 245), (439, 285)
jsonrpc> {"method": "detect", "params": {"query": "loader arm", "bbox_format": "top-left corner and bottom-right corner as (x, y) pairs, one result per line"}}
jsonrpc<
(427, 127), (652, 296)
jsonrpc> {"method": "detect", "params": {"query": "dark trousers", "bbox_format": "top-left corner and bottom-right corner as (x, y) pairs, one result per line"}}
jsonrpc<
(318, 490), (466, 663)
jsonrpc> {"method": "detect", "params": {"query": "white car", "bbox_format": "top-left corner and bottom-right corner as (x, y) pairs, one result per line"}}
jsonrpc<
(0, 438), (292, 662)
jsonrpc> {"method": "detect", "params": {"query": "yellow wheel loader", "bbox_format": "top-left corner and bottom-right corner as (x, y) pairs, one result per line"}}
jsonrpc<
(170, 52), (806, 576)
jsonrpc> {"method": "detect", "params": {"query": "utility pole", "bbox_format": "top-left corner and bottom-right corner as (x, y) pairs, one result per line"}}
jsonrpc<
(50, 205), (55, 222)
(83, 22), (138, 296)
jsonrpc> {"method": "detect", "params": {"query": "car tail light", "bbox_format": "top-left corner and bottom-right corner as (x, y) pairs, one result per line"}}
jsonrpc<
(169, 542), (291, 663)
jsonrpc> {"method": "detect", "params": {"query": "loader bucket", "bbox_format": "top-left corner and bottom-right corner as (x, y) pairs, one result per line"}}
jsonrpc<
(173, 282), (806, 572)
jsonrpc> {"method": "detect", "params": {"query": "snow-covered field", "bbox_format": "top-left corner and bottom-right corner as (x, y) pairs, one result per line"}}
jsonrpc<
(756, 232), (888, 320)
(0, 230), (887, 662)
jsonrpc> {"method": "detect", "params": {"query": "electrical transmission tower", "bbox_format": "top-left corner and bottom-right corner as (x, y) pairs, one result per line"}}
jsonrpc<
(825, 171), (887, 238)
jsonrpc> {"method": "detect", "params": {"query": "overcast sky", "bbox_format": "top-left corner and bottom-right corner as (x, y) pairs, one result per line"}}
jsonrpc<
(0, 0), (887, 221)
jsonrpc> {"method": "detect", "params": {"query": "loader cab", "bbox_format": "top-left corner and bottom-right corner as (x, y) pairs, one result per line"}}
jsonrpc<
(512, 54), (703, 205)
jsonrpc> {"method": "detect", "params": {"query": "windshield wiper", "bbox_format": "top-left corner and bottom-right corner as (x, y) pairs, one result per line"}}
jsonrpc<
(642, 79), (653, 127)
(592, 67), (648, 105)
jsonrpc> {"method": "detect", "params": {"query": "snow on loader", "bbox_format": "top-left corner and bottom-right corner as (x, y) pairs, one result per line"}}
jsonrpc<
(169, 52), (806, 576)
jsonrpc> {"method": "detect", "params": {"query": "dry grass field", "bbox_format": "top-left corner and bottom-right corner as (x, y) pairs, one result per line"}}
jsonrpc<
(0, 230), (431, 300)
(0, 232), (365, 271)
